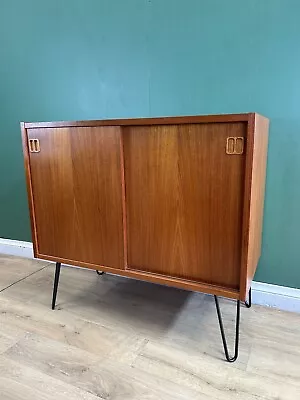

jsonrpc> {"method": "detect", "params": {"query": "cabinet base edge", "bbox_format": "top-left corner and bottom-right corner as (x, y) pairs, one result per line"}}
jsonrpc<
(37, 252), (240, 300)
(1, 238), (299, 313)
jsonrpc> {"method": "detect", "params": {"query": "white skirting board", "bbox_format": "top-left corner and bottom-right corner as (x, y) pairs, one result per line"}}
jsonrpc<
(1, 238), (299, 313)
(0, 238), (34, 259)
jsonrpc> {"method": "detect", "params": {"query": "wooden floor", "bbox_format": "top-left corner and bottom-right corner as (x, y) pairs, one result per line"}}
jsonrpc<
(0, 254), (299, 399)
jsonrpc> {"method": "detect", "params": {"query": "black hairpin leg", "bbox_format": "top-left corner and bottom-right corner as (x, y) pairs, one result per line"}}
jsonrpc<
(245, 287), (252, 308)
(214, 296), (240, 362)
(96, 270), (104, 276)
(52, 262), (61, 310)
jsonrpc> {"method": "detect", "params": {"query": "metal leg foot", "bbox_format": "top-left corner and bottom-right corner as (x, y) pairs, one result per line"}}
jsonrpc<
(96, 270), (104, 275)
(214, 296), (240, 362)
(245, 287), (252, 308)
(52, 262), (61, 310)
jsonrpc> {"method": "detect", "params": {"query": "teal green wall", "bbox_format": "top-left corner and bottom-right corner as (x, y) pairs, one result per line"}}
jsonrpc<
(1, 1), (300, 288)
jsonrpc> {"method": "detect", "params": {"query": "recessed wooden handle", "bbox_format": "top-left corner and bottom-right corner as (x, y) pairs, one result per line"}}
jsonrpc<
(226, 137), (244, 155)
(29, 139), (40, 153)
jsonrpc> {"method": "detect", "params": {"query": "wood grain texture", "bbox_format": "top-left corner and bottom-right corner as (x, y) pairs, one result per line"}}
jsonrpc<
(240, 114), (269, 299)
(120, 131), (128, 268)
(26, 126), (124, 269)
(124, 122), (247, 289)
(24, 113), (250, 129)
(21, 123), (39, 255)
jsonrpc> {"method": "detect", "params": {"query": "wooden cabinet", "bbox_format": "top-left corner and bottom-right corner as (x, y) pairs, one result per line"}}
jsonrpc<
(21, 113), (269, 302)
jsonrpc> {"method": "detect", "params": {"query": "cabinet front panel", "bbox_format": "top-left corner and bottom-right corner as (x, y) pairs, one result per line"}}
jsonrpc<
(124, 122), (247, 289)
(27, 126), (124, 269)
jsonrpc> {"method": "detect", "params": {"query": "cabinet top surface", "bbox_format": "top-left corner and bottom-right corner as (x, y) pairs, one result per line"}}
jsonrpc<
(22, 113), (268, 129)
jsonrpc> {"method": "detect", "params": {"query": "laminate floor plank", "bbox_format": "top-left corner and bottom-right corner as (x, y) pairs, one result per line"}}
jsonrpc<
(0, 323), (26, 355)
(0, 356), (102, 400)
(0, 254), (299, 400)
(3, 333), (204, 400)
(132, 337), (300, 400)
(0, 254), (48, 291)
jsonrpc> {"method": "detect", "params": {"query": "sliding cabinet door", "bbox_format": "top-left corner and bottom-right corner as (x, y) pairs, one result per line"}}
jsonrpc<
(27, 126), (124, 269)
(123, 123), (246, 289)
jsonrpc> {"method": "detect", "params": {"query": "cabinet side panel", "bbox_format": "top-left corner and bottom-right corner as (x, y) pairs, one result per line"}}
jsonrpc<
(241, 115), (269, 298)
(20, 123), (39, 256)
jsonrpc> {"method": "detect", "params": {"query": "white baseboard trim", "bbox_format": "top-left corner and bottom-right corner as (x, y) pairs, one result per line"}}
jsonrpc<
(1, 238), (299, 313)
(251, 281), (300, 313)
(0, 238), (33, 259)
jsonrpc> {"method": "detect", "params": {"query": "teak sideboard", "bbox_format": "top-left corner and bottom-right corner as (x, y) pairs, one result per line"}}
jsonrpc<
(21, 113), (269, 362)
